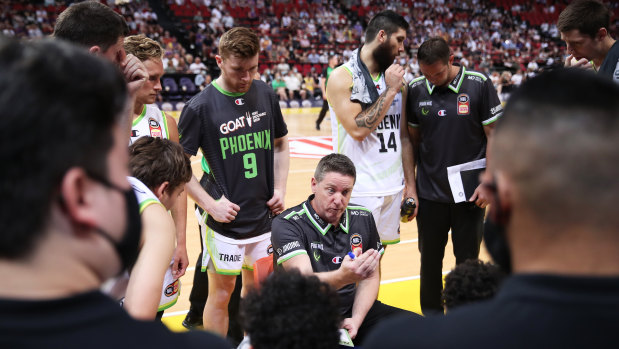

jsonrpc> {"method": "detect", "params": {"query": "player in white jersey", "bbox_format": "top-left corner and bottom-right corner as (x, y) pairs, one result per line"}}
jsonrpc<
(121, 137), (193, 320)
(124, 35), (189, 280)
(327, 11), (415, 245)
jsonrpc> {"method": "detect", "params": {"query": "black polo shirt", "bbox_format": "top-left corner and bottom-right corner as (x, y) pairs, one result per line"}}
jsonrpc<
(407, 66), (502, 203)
(271, 195), (384, 315)
(599, 41), (619, 83)
(178, 80), (288, 239)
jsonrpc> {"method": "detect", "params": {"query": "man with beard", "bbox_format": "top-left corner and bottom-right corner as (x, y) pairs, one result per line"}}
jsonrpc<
(327, 10), (415, 248)
(406, 37), (502, 314)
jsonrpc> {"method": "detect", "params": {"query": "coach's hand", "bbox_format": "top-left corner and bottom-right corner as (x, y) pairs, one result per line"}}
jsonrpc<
(267, 188), (285, 215)
(340, 248), (379, 284)
(470, 183), (489, 209)
(209, 195), (240, 223)
(122, 54), (148, 97)
(385, 63), (405, 92)
(342, 318), (361, 340)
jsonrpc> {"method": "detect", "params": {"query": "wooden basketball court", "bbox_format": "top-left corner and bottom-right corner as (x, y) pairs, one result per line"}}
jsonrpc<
(161, 107), (488, 330)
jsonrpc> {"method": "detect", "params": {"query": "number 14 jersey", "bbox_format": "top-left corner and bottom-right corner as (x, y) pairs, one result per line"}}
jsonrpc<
(330, 71), (404, 197)
(179, 80), (288, 240)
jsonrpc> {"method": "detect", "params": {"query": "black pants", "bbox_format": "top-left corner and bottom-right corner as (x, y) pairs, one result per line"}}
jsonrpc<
(187, 221), (243, 345)
(416, 198), (485, 314)
(346, 300), (418, 346)
(316, 98), (329, 126)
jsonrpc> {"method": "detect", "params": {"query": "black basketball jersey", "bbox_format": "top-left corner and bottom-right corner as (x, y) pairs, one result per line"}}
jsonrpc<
(407, 66), (502, 203)
(271, 195), (384, 315)
(179, 79), (288, 239)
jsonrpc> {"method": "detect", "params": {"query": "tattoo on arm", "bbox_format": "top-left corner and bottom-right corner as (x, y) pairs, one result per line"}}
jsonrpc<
(355, 91), (389, 129)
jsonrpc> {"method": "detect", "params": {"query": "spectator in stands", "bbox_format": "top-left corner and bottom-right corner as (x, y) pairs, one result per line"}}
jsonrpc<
(239, 270), (342, 349)
(271, 72), (288, 101)
(441, 259), (506, 312)
(276, 56), (290, 75)
(189, 56), (207, 74)
(284, 68), (303, 100)
(365, 68), (619, 349)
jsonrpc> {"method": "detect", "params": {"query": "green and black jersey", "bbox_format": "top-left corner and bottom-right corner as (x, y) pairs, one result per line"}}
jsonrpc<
(271, 195), (384, 315)
(407, 66), (502, 203)
(179, 79), (288, 240)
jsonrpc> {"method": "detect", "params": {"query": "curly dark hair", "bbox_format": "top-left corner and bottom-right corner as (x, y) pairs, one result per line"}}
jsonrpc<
(442, 259), (506, 311)
(241, 270), (341, 349)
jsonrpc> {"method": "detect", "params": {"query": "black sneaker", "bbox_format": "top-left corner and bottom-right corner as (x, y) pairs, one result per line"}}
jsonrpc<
(316, 121), (321, 130)
(182, 310), (203, 329)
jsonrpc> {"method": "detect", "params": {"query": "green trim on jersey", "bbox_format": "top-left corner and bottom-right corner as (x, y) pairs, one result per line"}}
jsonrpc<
(161, 110), (169, 136)
(212, 80), (246, 97)
(284, 207), (307, 220)
(302, 203), (333, 235)
(132, 105), (148, 127)
(138, 199), (163, 214)
(371, 72), (382, 82)
(410, 76), (425, 85)
(482, 113), (502, 126)
(347, 205), (372, 213)
(200, 149), (211, 174)
(464, 70), (488, 81)
(381, 237), (401, 245)
(448, 66), (466, 94)
(277, 250), (308, 265)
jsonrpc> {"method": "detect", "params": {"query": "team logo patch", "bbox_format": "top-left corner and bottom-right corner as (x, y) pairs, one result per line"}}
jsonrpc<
(350, 233), (362, 251)
(438, 110), (447, 116)
(457, 94), (470, 115)
(267, 244), (273, 255)
(421, 107), (430, 116)
(164, 279), (180, 297)
(148, 118), (163, 138)
(235, 98), (245, 105)
(332, 256), (342, 264)
(313, 250), (321, 262)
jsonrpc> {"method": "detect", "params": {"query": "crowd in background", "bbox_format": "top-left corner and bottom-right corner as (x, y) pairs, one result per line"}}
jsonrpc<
(2, 0), (618, 103)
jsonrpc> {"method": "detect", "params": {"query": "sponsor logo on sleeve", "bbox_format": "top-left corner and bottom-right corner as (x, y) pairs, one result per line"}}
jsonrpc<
(282, 241), (301, 254)
(491, 104), (503, 116)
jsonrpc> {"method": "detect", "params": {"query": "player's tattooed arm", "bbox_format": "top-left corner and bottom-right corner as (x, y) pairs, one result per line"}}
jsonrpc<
(354, 91), (389, 129)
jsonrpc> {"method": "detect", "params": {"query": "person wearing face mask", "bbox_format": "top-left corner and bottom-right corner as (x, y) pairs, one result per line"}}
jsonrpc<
(0, 38), (229, 348)
(327, 10), (416, 251)
(406, 37), (503, 315)
(365, 68), (619, 348)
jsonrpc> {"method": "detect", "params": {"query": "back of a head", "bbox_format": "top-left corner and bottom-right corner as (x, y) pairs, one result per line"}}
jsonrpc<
(241, 270), (341, 349)
(219, 27), (259, 59)
(128, 137), (192, 194)
(0, 37), (127, 259)
(493, 69), (619, 233)
(557, 0), (610, 38)
(54, 1), (129, 50)
(124, 34), (163, 62)
(442, 259), (506, 311)
(417, 37), (450, 65)
(364, 10), (409, 44)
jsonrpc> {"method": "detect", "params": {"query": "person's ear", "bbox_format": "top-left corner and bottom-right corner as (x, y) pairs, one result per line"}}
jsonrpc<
(154, 181), (170, 201)
(311, 177), (317, 194)
(88, 45), (102, 55)
(59, 168), (98, 230)
(448, 54), (455, 66)
(596, 27), (608, 42)
(215, 54), (223, 67)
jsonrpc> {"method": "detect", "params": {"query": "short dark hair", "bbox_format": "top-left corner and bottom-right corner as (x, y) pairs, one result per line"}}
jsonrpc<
(314, 153), (356, 183)
(0, 37), (127, 259)
(129, 137), (192, 194)
(53, 1), (129, 50)
(218, 27), (260, 59)
(364, 10), (409, 44)
(241, 270), (341, 349)
(418, 37), (451, 65)
(493, 68), (619, 231)
(557, 0), (610, 38)
(442, 259), (505, 310)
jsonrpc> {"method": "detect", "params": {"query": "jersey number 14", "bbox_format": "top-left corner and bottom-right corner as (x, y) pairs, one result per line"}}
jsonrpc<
(377, 132), (397, 153)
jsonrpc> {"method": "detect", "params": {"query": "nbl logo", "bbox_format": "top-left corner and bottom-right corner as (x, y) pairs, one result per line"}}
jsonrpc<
(350, 233), (363, 251)
(457, 93), (470, 115)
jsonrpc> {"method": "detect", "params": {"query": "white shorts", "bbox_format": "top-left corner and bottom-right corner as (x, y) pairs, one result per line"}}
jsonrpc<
(351, 190), (403, 245)
(199, 224), (273, 275)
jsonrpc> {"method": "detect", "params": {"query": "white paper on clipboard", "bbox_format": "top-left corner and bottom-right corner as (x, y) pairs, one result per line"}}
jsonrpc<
(447, 158), (486, 203)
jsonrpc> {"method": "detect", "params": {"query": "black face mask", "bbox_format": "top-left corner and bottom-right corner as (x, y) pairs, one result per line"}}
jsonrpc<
(88, 174), (142, 273)
(483, 181), (512, 274)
